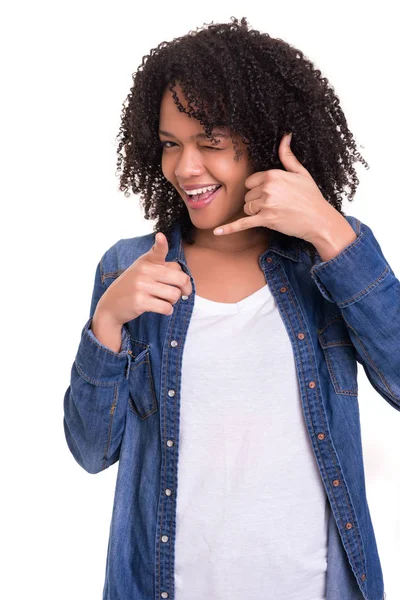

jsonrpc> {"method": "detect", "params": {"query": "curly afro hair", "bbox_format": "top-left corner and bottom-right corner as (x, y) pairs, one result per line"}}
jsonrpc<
(115, 15), (369, 257)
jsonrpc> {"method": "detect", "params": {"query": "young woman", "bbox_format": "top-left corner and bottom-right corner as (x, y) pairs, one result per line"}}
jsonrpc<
(64, 16), (394, 600)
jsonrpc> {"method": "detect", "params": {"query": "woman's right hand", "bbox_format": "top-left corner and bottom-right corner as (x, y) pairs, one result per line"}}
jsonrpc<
(94, 232), (193, 326)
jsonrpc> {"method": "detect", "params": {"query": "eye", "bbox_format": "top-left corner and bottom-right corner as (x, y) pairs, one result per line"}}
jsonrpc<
(160, 141), (175, 149)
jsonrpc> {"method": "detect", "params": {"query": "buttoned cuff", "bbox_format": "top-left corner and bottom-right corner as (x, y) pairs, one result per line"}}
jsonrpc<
(310, 219), (389, 306)
(75, 317), (132, 384)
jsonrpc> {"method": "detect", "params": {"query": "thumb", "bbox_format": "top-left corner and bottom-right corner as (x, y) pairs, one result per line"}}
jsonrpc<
(147, 231), (169, 264)
(278, 132), (307, 175)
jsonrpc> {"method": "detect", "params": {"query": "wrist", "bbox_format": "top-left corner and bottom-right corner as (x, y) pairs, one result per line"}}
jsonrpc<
(309, 215), (357, 262)
(92, 307), (122, 331)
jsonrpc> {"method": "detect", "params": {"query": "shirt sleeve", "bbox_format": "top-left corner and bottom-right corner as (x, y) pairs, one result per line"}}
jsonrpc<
(310, 216), (400, 410)
(63, 256), (133, 474)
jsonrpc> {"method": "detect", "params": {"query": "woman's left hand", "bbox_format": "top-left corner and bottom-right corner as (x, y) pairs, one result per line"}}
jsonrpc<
(213, 132), (342, 244)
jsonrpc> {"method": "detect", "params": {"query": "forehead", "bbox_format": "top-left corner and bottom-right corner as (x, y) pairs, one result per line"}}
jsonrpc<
(158, 128), (229, 141)
(159, 86), (229, 138)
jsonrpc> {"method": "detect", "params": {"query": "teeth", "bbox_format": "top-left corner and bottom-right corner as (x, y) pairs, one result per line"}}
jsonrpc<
(186, 184), (219, 196)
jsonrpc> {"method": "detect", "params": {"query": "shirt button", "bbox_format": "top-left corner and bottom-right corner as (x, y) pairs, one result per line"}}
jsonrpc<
(161, 535), (169, 543)
(333, 479), (340, 487)
(361, 574), (366, 581)
(345, 522), (353, 530)
(266, 257), (273, 263)
(297, 332), (305, 340)
(317, 433), (325, 440)
(165, 488), (172, 496)
(181, 295), (188, 300)
(161, 593), (169, 598)
(168, 390), (175, 397)
(280, 286), (287, 293)
(308, 381), (316, 388)
(167, 440), (174, 447)
(170, 340), (178, 347)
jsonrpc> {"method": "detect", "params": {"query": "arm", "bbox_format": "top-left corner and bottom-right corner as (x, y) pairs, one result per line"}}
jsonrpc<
(63, 258), (133, 474)
(310, 215), (400, 410)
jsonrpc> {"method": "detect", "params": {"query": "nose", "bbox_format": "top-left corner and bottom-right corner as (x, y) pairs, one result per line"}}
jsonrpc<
(174, 146), (205, 180)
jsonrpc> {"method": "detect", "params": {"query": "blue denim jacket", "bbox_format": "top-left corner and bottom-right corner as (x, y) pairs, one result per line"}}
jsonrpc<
(64, 214), (396, 600)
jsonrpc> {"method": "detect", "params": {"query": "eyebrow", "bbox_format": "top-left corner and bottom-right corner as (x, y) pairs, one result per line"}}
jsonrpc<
(158, 129), (229, 140)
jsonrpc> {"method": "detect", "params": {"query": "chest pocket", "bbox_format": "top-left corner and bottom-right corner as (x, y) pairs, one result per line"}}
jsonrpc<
(317, 314), (358, 397)
(127, 337), (158, 419)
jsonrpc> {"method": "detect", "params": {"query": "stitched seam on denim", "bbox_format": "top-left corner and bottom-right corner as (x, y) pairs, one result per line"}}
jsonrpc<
(338, 266), (390, 308)
(317, 311), (344, 333)
(276, 263), (328, 448)
(85, 325), (129, 358)
(276, 268), (348, 522)
(129, 337), (150, 351)
(127, 355), (158, 419)
(323, 350), (358, 395)
(277, 264), (344, 501)
(276, 264), (364, 574)
(148, 354), (158, 412)
(343, 318), (399, 401)
(165, 249), (190, 596)
(317, 313), (353, 342)
(276, 249), (298, 261)
(101, 269), (126, 283)
(317, 316), (358, 394)
(75, 361), (124, 387)
(128, 396), (158, 419)
(157, 244), (179, 597)
(102, 383), (118, 470)
(169, 295), (190, 597)
(317, 331), (365, 569)
(277, 264), (330, 437)
(158, 300), (179, 595)
(100, 254), (105, 287)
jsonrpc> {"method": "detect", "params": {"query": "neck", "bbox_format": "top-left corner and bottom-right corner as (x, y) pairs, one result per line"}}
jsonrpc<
(189, 226), (271, 254)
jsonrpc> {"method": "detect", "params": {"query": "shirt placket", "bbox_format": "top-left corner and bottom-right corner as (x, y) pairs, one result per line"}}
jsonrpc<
(155, 260), (194, 600)
(263, 253), (368, 597)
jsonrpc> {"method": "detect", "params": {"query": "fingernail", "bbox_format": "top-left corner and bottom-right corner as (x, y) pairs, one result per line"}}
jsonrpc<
(286, 132), (292, 146)
(214, 228), (224, 235)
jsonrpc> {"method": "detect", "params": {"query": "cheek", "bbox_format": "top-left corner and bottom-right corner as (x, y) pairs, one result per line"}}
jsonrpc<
(161, 155), (173, 180)
(215, 154), (250, 182)
(216, 166), (245, 186)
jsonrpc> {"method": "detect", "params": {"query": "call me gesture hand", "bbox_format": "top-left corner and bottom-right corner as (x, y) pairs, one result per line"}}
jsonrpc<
(213, 132), (357, 262)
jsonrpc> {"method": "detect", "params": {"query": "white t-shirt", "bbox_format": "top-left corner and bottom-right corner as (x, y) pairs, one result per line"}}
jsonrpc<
(174, 282), (329, 599)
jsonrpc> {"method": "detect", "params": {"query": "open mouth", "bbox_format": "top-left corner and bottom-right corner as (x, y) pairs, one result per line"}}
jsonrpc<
(184, 185), (222, 209)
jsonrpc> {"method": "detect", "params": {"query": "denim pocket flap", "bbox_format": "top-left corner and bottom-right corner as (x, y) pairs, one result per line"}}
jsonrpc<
(317, 315), (358, 396)
(127, 337), (158, 419)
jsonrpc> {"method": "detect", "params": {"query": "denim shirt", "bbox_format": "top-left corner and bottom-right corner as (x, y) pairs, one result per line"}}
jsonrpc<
(63, 214), (396, 600)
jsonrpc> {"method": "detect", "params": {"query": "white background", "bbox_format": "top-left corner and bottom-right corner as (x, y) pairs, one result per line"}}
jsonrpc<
(2, 1), (399, 598)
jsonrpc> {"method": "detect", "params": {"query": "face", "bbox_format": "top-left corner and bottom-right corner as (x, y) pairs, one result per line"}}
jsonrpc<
(158, 85), (256, 239)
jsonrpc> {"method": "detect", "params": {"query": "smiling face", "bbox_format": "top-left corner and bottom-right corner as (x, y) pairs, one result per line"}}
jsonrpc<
(158, 85), (270, 251)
